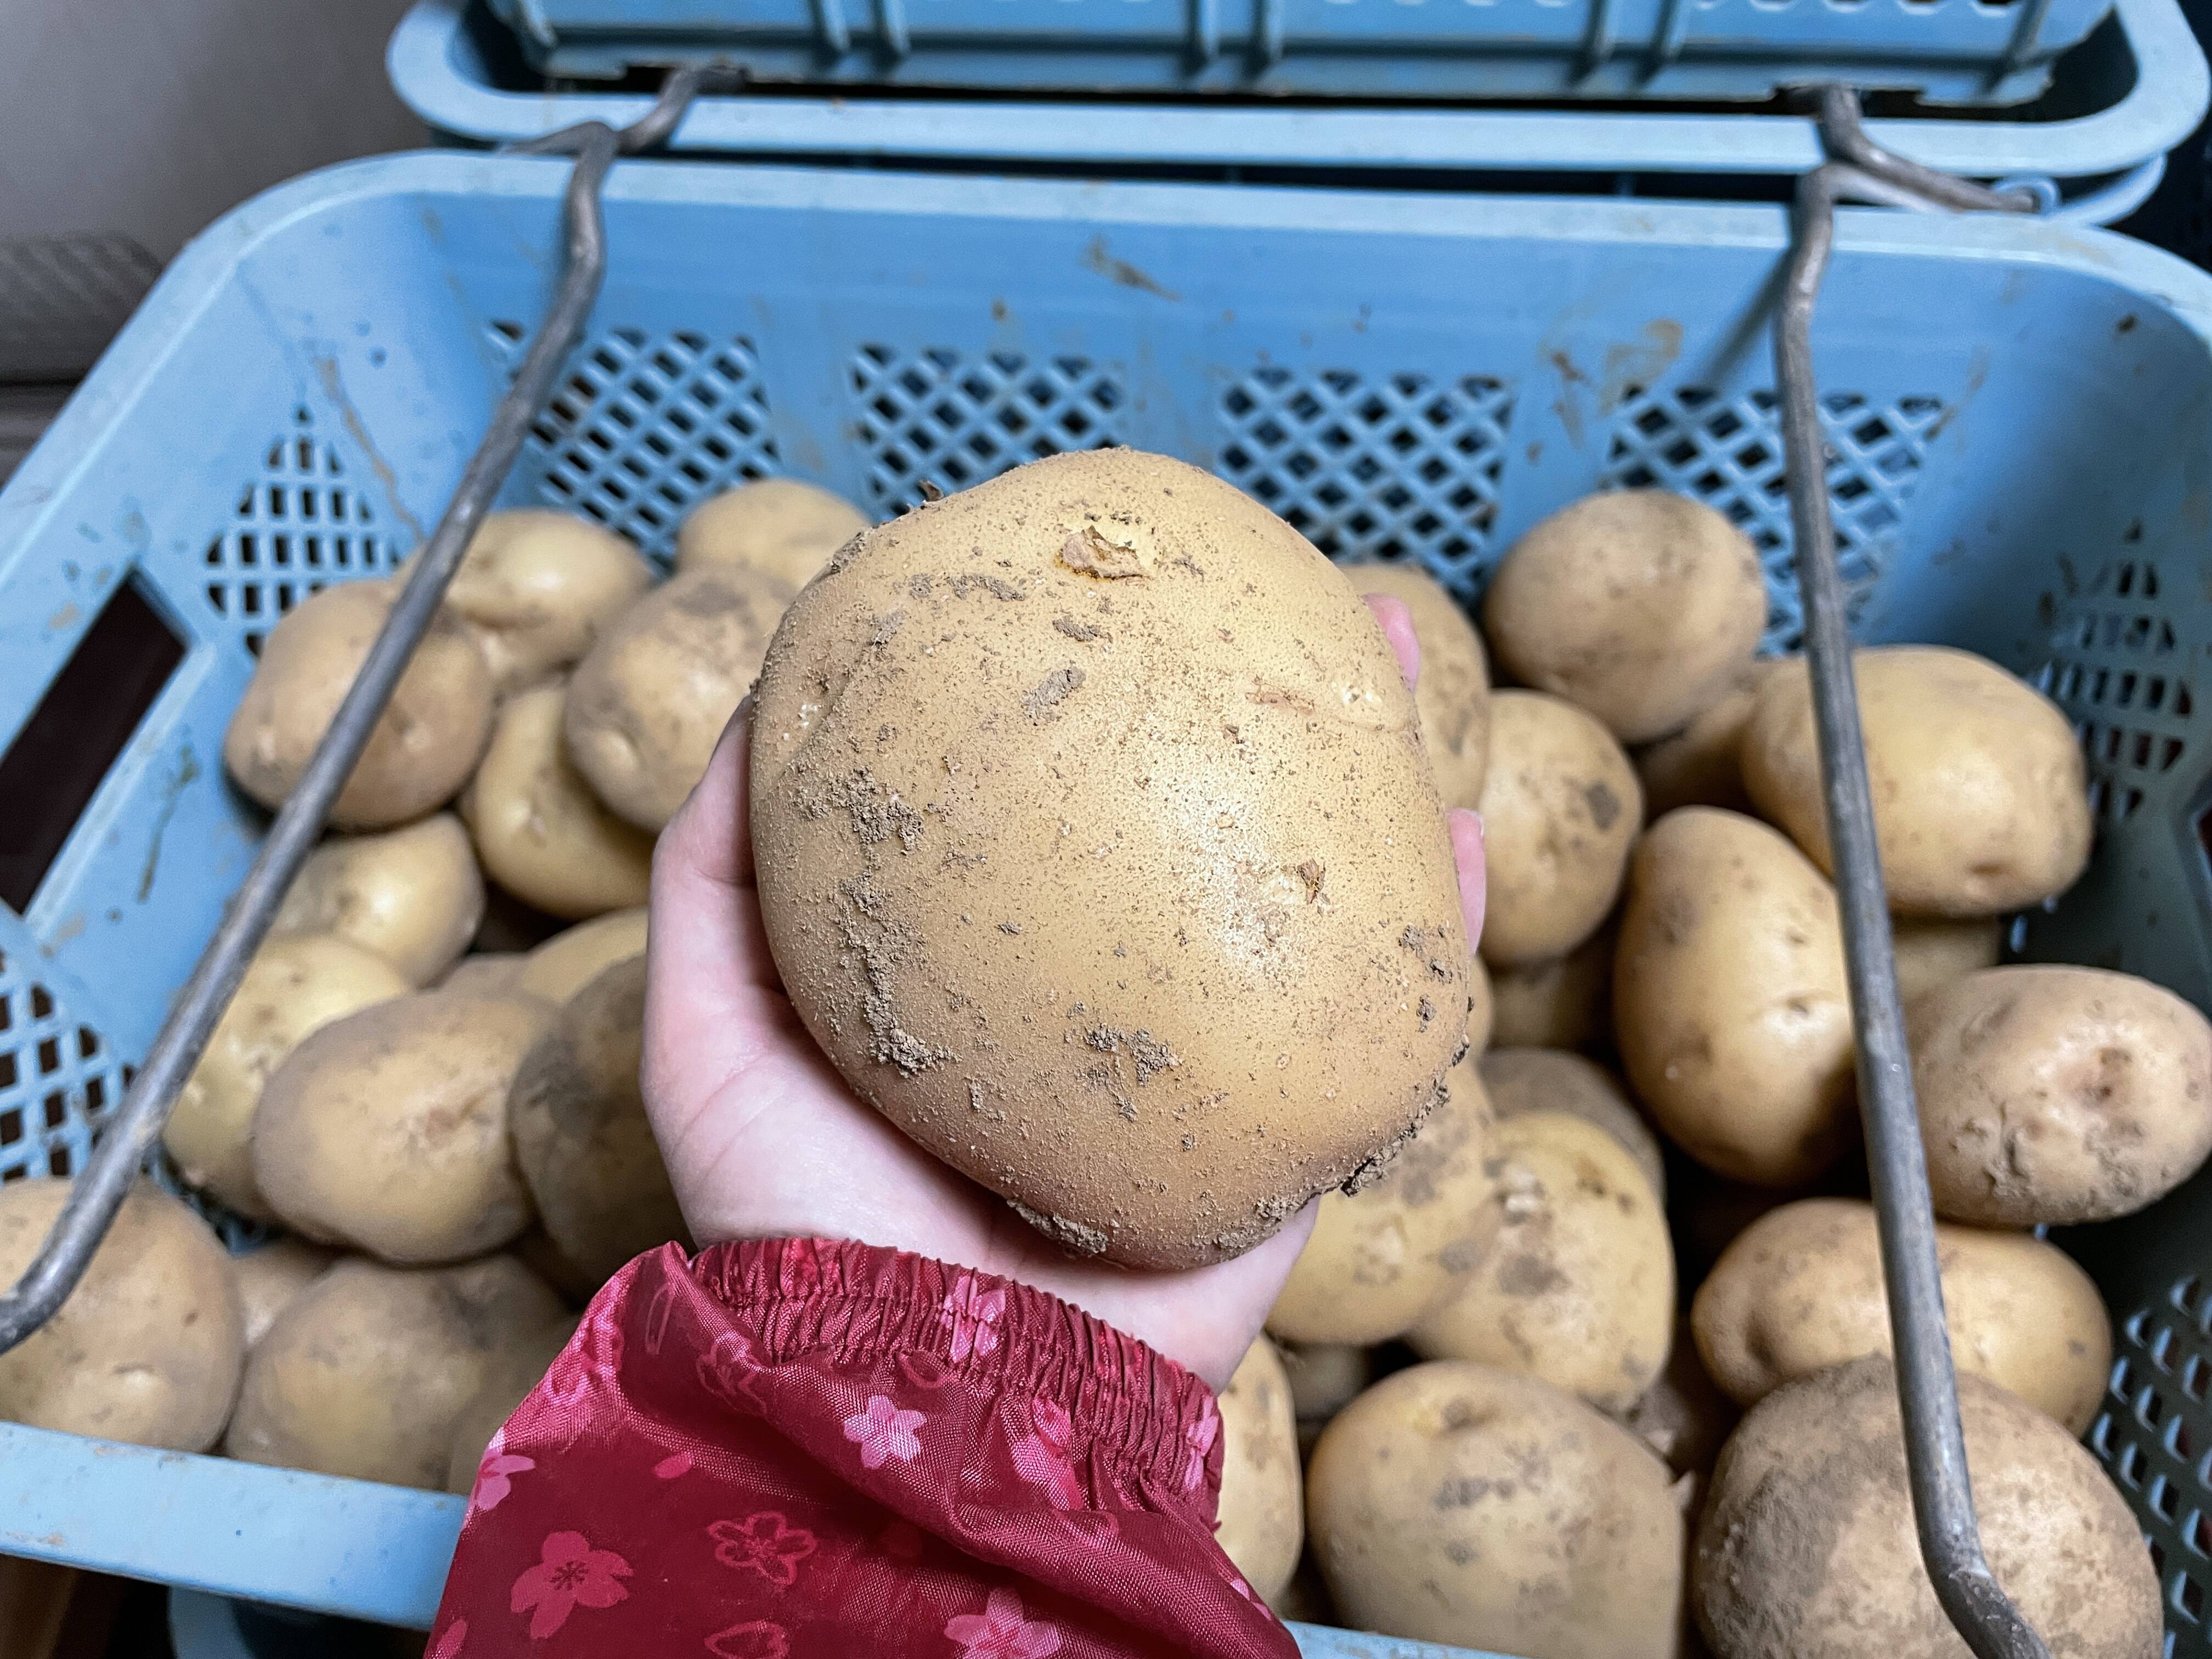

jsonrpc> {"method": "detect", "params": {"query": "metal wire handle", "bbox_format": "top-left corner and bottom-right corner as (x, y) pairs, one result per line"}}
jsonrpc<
(1779, 84), (2050, 1659)
(0, 68), (710, 1359)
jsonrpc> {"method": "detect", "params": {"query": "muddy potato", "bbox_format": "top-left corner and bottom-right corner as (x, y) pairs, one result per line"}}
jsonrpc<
(464, 682), (654, 920)
(1742, 647), (2091, 917)
(166, 933), (410, 1219)
(1310, 1361), (1684, 1659)
(232, 1238), (339, 1351)
(1891, 916), (2002, 1008)
(1481, 1047), (1665, 1202)
(1350, 561), (1492, 805)
(1485, 491), (1767, 744)
(1615, 808), (1854, 1187)
(0, 1181), (242, 1452)
(1692, 1197), (2110, 1432)
(1217, 1339), (1302, 1606)
(1911, 964), (2212, 1226)
(1478, 690), (1641, 968)
(223, 583), (494, 829)
(229, 1255), (562, 1486)
(1466, 960), (1493, 1055)
(253, 990), (546, 1263)
(1635, 660), (1782, 821)
(751, 450), (1470, 1269)
(509, 957), (689, 1285)
(426, 509), (652, 695)
(444, 1314), (580, 1494)
(1694, 1357), (2160, 1659)
(1410, 1112), (1673, 1413)
(516, 907), (647, 1005)
(567, 565), (792, 832)
(273, 815), (484, 988)
(1490, 923), (1615, 1052)
(676, 477), (870, 589)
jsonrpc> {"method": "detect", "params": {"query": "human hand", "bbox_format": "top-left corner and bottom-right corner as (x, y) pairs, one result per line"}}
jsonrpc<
(640, 594), (1487, 1390)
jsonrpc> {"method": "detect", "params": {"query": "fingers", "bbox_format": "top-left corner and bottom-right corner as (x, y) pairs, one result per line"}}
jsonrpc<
(1363, 592), (1421, 691)
(1448, 806), (1487, 957)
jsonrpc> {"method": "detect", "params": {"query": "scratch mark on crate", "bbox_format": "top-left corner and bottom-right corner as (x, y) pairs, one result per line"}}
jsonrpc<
(1599, 321), (1683, 417)
(313, 357), (425, 545)
(137, 742), (201, 904)
(1080, 238), (1180, 303)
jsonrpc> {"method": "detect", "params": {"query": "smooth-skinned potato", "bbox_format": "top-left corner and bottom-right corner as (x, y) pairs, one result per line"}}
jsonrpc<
(441, 952), (527, 997)
(272, 814), (484, 988)
(676, 477), (870, 589)
(426, 509), (652, 695)
(166, 933), (410, 1219)
(1481, 1046), (1665, 1202)
(1310, 1361), (1684, 1659)
(1911, 964), (2212, 1226)
(1892, 916), (2002, 1009)
(516, 907), (648, 1005)
(1635, 660), (1782, 821)
(1485, 490), (1767, 744)
(1478, 690), (1641, 968)
(0, 1181), (242, 1452)
(1489, 923), (1614, 1052)
(223, 582), (494, 829)
(1216, 1339), (1302, 1607)
(1350, 561), (1491, 806)
(1692, 1197), (2111, 1431)
(232, 1238), (339, 1350)
(1615, 808), (1854, 1187)
(463, 681), (654, 920)
(444, 1314), (580, 1494)
(1742, 647), (2092, 917)
(1694, 1357), (2160, 1659)
(749, 450), (1470, 1268)
(1278, 1341), (1373, 1429)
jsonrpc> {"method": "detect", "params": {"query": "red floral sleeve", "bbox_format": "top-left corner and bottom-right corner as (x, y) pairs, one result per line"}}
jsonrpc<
(431, 1238), (1298, 1659)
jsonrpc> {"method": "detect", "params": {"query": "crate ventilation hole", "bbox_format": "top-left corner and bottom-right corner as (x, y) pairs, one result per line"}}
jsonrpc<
(0, 947), (129, 1186)
(2032, 553), (2192, 829)
(2096, 1280), (2212, 1655)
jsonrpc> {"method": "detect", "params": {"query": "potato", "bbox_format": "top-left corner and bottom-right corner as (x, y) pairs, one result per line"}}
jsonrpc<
(253, 989), (546, 1263)
(1310, 1361), (1684, 1659)
(1465, 959), (1493, 1056)
(1615, 808), (1854, 1187)
(1481, 1046), (1665, 1202)
(567, 565), (792, 832)
(223, 583), (494, 830)
(441, 952), (527, 997)
(228, 1254), (562, 1486)
(444, 1314), (580, 1494)
(0, 1181), (242, 1452)
(426, 509), (652, 695)
(1620, 1317), (1737, 1481)
(1485, 490), (1766, 744)
(1634, 660), (1780, 821)
(1477, 690), (1641, 967)
(1489, 922), (1614, 1052)
(1694, 1357), (2160, 1659)
(517, 907), (649, 1005)
(750, 450), (1470, 1268)
(1741, 647), (2091, 917)
(509, 957), (689, 1285)
(1891, 916), (2002, 1008)
(1692, 1197), (2110, 1431)
(1409, 1112), (1673, 1413)
(1277, 1341), (1373, 1428)
(1348, 561), (1491, 805)
(512, 1226), (606, 1307)
(462, 682), (654, 920)
(677, 477), (870, 589)
(232, 1238), (338, 1350)
(272, 815), (484, 989)
(1911, 964), (2212, 1226)
(166, 933), (410, 1219)
(1216, 1339), (1302, 1606)
(1268, 1052), (1493, 1346)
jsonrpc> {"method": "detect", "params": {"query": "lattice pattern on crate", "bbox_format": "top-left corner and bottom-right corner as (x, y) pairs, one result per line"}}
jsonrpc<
(2092, 1280), (2210, 1655)
(200, 406), (400, 653)
(1602, 385), (1946, 655)
(850, 345), (1125, 515)
(487, 322), (782, 567)
(2032, 556), (2192, 828)
(0, 947), (129, 1186)
(1215, 366), (1515, 597)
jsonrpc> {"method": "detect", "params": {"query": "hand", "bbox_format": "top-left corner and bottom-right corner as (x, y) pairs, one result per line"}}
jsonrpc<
(640, 594), (1487, 1390)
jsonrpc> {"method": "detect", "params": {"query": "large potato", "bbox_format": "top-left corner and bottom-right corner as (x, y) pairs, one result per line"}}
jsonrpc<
(253, 990), (546, 1263)
(1615, 808), (1854, 1187)
(232, 1238), (338, 1350)
(463, 682), (654, 920)
(1310, 1361), (1684, 1659)
(444, 1314), (580, 1494)
(165, 933), (410, 1219)
(229, 1255), (563, 1486)
(1478, 690), (1641, 967)
(1892, 916), (2001, 1008)
(223, 583), (494, 829)
(567, 564), (792, 832)
(1349, 561), (1491, 805)
(1481, 1046), (1665, 1201)
(441, 952), (526, 997)
(749, 450), (1470, 1268)
(1267, 1049), (1493, 1346)
(427, 509), (652, 695)
(272, 815), (484, 988)
(1216, 1339), (1302, 1607)
(516, 907), (648, 1005)
(1485, 490), (1766, 744)
(1635, 659), (1780, 821)
(1489, 922), (1614, 1052)
(1694, 1357), (2160, 1659)
(509, 957), (689, 1285)
(1911, 964), (2212, 1226)
(1741, 647), (2091, 917)
(1692, 1197), (2110, 1431)
(1409, 1111), (1673, 1413)
(1466, 958), (1493, 1055)
(677, 477), (870, 589)
(0, 1181), (242, 1452)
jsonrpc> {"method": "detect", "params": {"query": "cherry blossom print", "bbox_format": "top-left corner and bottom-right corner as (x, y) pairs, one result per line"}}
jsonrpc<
(509, 1531), (632, 1639)
(945, 1588), (1064, 1659)
(1228, 1576), (1253, 1602)
(943, 1273), (1007, 1363)
(699, 1329), (766, 1409)
(655, 1451), (696, 1480)
(900, 1350), (951, 1390)
(470, 1429), (535, 1514)
(645, 1280), (678, 1356)
(1011, 1398), (1081, 1510)
(1180, 1398), (1219, 1492)
(706, 1620), (791, 1659)
(541, 1316), (622, 1411)
(428, 1621), (466, 1659)
(709, 1511), (818, 1587)
(843, 1394), (924, 1469)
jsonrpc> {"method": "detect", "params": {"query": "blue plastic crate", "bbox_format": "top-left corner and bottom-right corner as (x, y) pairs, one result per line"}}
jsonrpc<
(4, 152), (2212, 1650)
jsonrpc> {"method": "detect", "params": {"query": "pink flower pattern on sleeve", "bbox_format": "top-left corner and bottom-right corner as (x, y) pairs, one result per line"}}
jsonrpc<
(507, 1531), (631, 1637)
